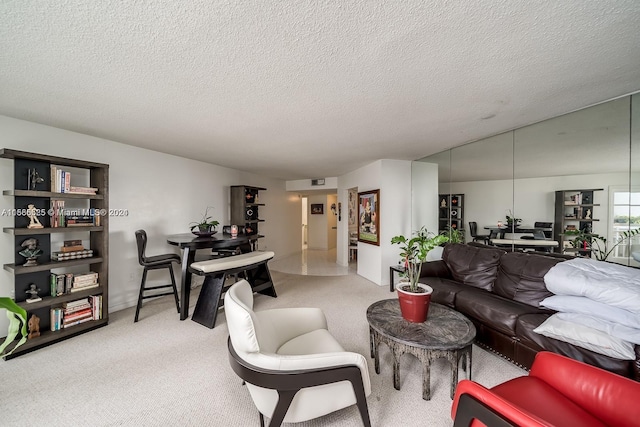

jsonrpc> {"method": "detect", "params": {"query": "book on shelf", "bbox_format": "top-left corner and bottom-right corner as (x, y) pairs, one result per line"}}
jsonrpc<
(63, 316), (93, 329)
(68, 186), (98, 195)
(50, 200), (65, 227)
(63, 308), (93, 322)
(64, 298), (91, 310)
(73, 272), (98, 286)
(64, 302), (92, 313)
(50, 307), (63, 331)
(70, 283), (99, 292)
(90, 295), (102, 320)
(64, 239), (83, 247)
(60, 245), (85, 253)
(50, 273), (66, 296)
(72, 277), (98, 287)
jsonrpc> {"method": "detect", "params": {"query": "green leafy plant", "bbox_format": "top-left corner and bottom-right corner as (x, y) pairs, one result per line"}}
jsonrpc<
(391, 226), (449, 292)
(565, 228), (640, 261)
(441, 225), (464, 244)
(505, 209), (522, 227)
(190, 206), (219, 233)
(0, 298), (28, 357)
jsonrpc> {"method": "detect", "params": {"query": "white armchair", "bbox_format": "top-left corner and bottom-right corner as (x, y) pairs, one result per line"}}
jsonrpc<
(225, 280), (372, 427)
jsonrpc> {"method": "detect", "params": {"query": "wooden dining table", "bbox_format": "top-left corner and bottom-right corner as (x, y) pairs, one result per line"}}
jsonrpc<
(167, 233), (258, 320)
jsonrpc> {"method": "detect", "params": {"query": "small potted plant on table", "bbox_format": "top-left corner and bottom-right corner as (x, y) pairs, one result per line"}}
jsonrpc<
(190, 206), (220, 236)
(391, 226), (449, 322)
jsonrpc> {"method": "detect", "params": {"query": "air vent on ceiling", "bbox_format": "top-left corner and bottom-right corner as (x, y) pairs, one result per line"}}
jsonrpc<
(311, 179), (325, 186)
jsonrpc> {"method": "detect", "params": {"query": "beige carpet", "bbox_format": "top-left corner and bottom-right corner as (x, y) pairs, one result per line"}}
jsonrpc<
(0, 271), (526, 426)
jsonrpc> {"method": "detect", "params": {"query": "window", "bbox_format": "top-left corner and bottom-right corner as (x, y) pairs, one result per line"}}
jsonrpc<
(609, 187), (640, 263)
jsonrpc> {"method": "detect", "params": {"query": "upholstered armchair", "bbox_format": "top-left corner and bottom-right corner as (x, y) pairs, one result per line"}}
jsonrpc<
(452, 351), (640, 427)
(224, 280), (372, 427)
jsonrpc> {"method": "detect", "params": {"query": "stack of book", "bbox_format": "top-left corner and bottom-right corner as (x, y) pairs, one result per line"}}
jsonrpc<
(50, 296), (102, 331)
(71, 272), (99, 292)
(51, 249), (93, 261)
(49, 271), (99, 296)
(65, 214), (95, 227)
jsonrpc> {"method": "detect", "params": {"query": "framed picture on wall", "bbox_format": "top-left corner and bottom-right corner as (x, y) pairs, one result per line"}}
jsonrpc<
(358, 189), (380, 245)
(310, 203), (324, 214)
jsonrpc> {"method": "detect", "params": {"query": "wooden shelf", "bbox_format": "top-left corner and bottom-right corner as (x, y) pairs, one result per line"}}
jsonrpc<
(231, 186), (266, 250)
(554, 189), (602, 257)
(4, 257), (103, 275)
(0, 148), (109, 360)
(16, 285), (105, 310)
(2, 318), (108, 360)
(3, 189), (103, 199)
(4, 226), (103, 235)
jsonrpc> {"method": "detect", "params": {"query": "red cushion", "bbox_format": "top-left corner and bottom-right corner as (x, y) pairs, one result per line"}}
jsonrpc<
(491, 377), (606, 427)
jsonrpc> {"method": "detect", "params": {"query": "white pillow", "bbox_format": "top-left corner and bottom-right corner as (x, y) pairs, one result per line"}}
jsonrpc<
(556, 312), (640, 345)
(540, 295), (640, 329)
(544, 258), (640, 314)
(533, 314), (636, 360)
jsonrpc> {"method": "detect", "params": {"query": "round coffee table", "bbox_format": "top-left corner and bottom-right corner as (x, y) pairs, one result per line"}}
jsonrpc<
(366, 299), (476, 400)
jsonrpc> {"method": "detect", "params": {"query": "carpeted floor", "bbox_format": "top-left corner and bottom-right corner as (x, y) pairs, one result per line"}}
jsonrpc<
(0, 271), (526, 426)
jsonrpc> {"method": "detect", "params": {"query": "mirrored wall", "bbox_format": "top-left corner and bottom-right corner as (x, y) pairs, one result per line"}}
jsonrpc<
(415, 92), (639, 266)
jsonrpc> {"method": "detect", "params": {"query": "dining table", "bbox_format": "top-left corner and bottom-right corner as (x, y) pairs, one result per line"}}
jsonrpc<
(167, 232), (258, 320)
(483, 226), (550, 239)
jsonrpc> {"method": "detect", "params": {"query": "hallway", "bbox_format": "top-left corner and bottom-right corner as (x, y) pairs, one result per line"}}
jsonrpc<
(269, 248), (356, 276)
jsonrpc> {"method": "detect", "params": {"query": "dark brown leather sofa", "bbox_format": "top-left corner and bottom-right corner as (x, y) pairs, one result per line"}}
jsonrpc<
(420, 243), (640, 380)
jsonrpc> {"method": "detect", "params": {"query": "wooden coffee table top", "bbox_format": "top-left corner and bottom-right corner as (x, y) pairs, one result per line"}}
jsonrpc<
(366, 299), (476, 350)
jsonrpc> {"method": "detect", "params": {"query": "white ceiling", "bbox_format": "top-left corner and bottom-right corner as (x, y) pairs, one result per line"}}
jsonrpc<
(1, 1), (639, 180)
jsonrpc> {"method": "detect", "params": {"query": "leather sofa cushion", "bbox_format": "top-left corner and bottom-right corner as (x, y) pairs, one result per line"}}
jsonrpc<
(420, 277), (468, 308)
(456, 290), (546, 336)
(494, 252), (565, 307)
(516, 314), (632, 377)
(442, 243), (504, 291)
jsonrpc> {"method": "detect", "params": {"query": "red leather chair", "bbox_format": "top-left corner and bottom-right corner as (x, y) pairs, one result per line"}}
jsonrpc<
(452, 351), (640, 427)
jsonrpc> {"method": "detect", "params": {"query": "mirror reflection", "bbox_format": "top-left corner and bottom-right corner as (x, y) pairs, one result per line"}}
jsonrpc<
(415, 93), (638, 266)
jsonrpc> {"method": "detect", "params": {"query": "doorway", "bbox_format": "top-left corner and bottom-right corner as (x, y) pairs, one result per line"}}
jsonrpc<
(301, 196), (308, 249)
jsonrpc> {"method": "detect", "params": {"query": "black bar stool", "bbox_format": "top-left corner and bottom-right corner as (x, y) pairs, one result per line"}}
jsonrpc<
(134, 229), (181, 322)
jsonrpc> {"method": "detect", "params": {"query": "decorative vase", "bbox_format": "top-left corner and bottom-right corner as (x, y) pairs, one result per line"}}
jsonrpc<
(396, 283), (433, 323)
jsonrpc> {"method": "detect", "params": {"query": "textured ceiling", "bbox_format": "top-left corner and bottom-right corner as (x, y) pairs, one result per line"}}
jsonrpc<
(1, 1), (639, 180)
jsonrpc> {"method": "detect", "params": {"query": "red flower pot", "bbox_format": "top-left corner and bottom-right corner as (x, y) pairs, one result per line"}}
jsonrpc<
(397, 283), (433, 323)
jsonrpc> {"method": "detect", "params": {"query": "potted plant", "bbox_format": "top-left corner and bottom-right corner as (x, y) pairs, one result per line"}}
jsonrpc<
(190, 206), (220, 236)
(391, 226), (449, 322)
(505, 209), (522, 228)
(565, 227), (640, 261)
(441, 225), (464, 244)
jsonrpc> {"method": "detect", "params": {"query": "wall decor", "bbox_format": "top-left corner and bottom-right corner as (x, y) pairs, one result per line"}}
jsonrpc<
(310, 203), (324, 214)
(358, 189), (380, 246)
(348, 189), (358, 226)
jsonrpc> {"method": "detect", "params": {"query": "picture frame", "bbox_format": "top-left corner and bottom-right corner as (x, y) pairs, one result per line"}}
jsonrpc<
(358, 189), (380, 245)
(310, 203), (324, 215)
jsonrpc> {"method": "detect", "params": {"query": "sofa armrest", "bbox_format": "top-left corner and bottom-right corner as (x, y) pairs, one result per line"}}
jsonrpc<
(530, 351), (640, 426)
(420, 260), (452, 279)
(452, 379), (550, 427)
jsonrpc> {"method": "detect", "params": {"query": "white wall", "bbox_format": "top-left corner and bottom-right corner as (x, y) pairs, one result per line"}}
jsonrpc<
(337, 160), (418, 287)
(0, 115), (300, 333)
(411, 162), (439, 235)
